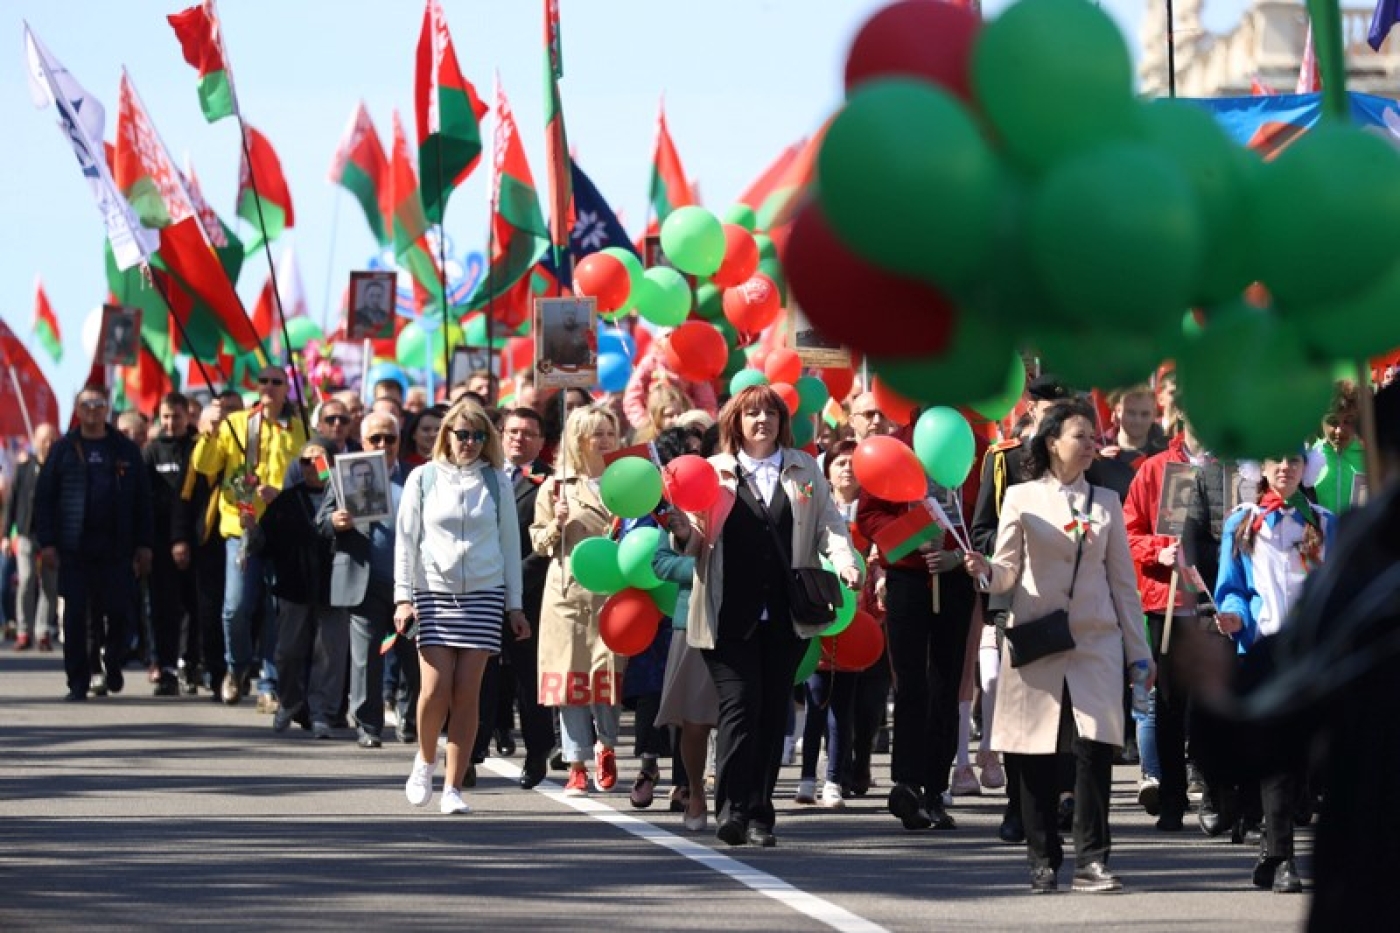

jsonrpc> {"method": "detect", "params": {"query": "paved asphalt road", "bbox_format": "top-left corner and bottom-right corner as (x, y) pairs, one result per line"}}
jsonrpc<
(0, 650), (1309, 931)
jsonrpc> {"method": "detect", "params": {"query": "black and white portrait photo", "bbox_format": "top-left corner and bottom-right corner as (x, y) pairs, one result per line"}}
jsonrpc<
(1154, 461), (1201, 538)
(334, 449), (392, 523)
(347, 271), (396, 340)
(534, 296), (597, 389)
(100, 304), (141, 367)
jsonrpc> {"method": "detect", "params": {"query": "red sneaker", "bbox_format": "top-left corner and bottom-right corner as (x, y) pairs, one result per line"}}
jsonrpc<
(14, 634), (31, 651)
(595, 747), (618, 792)
(563, 768), (589, 797)
(37, 635), (52, 652)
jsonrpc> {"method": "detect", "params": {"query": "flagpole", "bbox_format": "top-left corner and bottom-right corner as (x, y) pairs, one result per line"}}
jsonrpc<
(235, 117), (310, 437)
(1166, 0), (1177, 98)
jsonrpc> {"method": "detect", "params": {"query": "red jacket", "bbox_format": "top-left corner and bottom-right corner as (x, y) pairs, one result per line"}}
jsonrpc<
(1122, 434), (1189, 613)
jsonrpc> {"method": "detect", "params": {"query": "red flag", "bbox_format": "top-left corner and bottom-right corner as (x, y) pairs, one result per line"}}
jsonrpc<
(647, 103), (696, 231)
(158, 216), (264, 357)
(329, 102), (391, 245)
(543, 1), (573, 283)
(121, 338), (174, 417)
(0, 317), (60, 438)
(1297, 22), (1322, 94)
(414, 0), (488, 224)
(32, 277), (63, 363)
(166, 0), (238, 122)
(238, 125), (295, 247)
(1250, 75), (1279, 96)
(738, 141), (805, 213)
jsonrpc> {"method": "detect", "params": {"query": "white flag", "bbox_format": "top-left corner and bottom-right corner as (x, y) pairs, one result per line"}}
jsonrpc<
(276, 244), (308, 320)
(24, 23), (158, 271)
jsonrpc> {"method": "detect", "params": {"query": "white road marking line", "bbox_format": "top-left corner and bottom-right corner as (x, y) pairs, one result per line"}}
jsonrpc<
(480, 757), (890, 933)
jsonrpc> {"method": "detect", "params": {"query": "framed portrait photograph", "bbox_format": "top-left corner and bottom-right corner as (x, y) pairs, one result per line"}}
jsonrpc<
(449, 345), (495, 390)
(1154, 461), (1201, 538)
(100, 304), (141, 367)
(346, 271), (397, 340)
(787, 302), (850, 369)
(534, 296), (598, 389)
(333, 449), (392, 524)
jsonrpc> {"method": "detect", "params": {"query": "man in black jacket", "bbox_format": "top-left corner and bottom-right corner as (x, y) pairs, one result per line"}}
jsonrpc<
(3, 424), (59, 651)
(35, 385), (153, 701)
(144, 392), (198, 696)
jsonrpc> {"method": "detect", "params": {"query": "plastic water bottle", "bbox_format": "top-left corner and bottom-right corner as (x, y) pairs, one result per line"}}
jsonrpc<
(1129, 660), (1151, 715)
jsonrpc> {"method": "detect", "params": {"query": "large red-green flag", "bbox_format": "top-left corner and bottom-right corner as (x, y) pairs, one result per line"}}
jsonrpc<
(648, 104), (696, 231)
(167, 0), (239, 123)
(415, 0), (488, 224)
(543, 3), (573, 283)
(32, 277), (62, 364)
(329, 102), (390, 245)
(390, 109), (443, 299)
(238, 125), (295, 252)
(466, 77), (548, 324)
(738, 140), (805, 215)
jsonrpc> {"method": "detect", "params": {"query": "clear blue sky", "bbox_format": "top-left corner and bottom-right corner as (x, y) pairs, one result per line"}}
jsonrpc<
(6, 0), (1243, 423)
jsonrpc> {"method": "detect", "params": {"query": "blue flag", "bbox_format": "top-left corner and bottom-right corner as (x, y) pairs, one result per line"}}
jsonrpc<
(540, 160), (637, 285)
(1371, 0), (1400, 51)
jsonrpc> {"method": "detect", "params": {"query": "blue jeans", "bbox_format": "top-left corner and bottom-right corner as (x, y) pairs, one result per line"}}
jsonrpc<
(802, 670), (857, 785)
(1134, 688), (1161, 781)
(221, 537), (276, 694)
(559, 704), (621, 762)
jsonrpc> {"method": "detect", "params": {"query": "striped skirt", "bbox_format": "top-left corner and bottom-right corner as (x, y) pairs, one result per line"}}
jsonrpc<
(413, 586), (504, 652)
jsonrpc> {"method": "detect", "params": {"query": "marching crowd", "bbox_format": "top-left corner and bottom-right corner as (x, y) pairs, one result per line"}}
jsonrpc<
(5, 346), (1396, 922)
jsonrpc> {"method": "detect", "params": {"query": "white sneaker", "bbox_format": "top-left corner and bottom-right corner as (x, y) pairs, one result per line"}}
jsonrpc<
(820, 781), (846, 809)
(951, 764), (982, 796)
(405, 754), (436, 807)
(439, 787), (471, 815)
(794, 777), (817, 804)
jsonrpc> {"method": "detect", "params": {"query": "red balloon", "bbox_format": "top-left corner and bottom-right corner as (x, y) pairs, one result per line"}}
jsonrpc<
(663, 321), (728, 382)
(764, 347), (802, 386)
(634, 326), (654, 363)
(663, 454), (720, 512)
(722, 273), (783, 334)
(771, 382), (800, 415)
(820, 366), (855, 402)
(572, 252), (631, 314)
(871, 376), (919, 426)
(599, 588), (662, 657)
(785, 203), (955, 358)
(844, 0), (981, 103)
(712, 224), (761, 288)
(505, 336), (534, 374)
(828, 610), (885, 671)
(853, 434), (926, 502)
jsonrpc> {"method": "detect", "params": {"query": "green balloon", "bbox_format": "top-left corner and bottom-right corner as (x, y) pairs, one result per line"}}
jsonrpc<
(1292, 255), (1400, 361)
(795, 375), (829, 415)
(754, 233), (778, 262)
(694, 282), (725, 321)
(463, 314), (507, 348)
(284, 316), (324, 351)
(913, 406), (975, 488)
(618, 526), (663, 590)
(1256, 124), (1400, 307)
(1031, 328), (1168, 395)
(970, 352), (1026, 421)
(1138, 99), (1256, 306)
(1030, 143), (1202, 334)
(649, 580), (680, 617)
(602, 246), (645, 295)
(711, 317), (740, 349)
(635, 267), (691, 327)
(723, 203), (758, 232)
(1175, 303), (1335, 459)
(791, 413), (815, 448)
(599, 457), (664, 518)
(722, 346), (749, 382)
(871, 313), (1014, 407)
(730, 368), (769, 395)
(661, 206), (726, 277)
(971, 0), (1137, 175)
(823, 582), (857, 636)
(793, 637), (823, 685)
(570, 537), (626, 595)
(820, 79), (998, 287)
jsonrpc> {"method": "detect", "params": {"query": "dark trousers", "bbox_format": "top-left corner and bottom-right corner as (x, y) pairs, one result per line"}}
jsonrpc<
(475, 617), (554, 763)
(350, 585), (417, 738)
(194, 534), (227, 686)
(633, 692), (669, 761)
(1146, 612), (1191, 817)
(1261, 770), (1298, 859)
(1009, 685), (1115, 871)
(851, 655), (890, 783)
(58, 555), (136, 696)
(802, 670), (857, 785)
(703, 619), (806, 831)
(149, 547), (195, 674)
(886, 567), (975, 797)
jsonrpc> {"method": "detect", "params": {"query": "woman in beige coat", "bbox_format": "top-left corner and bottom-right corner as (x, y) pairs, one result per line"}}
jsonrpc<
(966, 401), (1154, 895)
(531, 405), (622, 797)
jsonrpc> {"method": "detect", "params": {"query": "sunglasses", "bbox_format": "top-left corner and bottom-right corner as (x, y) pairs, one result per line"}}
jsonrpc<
(258, 377), (285, 386)
(367, 433), (398, 446)
(323, 414), (350, 425)
(79, 398), (109, 410)
(452, 428), (488, 444)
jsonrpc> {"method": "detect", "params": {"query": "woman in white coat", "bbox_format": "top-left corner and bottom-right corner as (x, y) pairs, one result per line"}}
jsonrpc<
(965, 401), (1154, 894)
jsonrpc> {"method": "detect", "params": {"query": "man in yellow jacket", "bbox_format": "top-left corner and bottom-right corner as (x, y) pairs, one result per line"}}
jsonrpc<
(191, 364), (307, 709)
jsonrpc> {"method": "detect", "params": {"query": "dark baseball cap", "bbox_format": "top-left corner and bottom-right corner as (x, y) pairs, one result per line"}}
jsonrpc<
(1027, 374), (1070, 403)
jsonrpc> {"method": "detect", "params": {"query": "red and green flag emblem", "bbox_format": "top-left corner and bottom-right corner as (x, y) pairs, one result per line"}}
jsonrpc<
(648, 105), (696, 230)
(390, 109), (443, 300)
(237, 126), (295, 252)
(329, 102), (391, 246)
(167, 0), (238, 123)
(415, 0), (488, 225)
(873, 502), (941, 563)
(32, 277), (62, 364)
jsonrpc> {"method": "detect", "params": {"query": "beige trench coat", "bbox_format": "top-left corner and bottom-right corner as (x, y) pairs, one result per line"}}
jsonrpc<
(986, 474), (1151, 755)
(530, 474), (623, 707)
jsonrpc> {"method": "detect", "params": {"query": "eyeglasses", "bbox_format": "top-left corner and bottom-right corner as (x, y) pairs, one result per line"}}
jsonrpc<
(452, 429), (488, 444)
(323, 414), (350, 425)
(79, 399), (109, 411)
(258, 377), (285, 386)
(853, 410), (886, 420)
(366, 433), (398, 446)
(298, 457), (313, 466)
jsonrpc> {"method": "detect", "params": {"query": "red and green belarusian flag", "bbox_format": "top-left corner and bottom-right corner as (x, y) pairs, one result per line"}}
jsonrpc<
(238, 125), (295, 251)
(466, 77), (548, 319)
(873, 502), (942, 562)
(415, 0), (488, 225)
(32, 277), (62, 363)
(167, 0), (238, 123)
(390, 109), (443, 300)
(543, 12), (573, 283)
(329, 102), (391, 245)
(648, 104), (696, 231)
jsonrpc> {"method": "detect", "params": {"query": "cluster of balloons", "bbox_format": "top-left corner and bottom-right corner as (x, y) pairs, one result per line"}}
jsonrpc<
(853, 405), (977, 503)
(785, 0), (1400, 457)
(727, 348), (834, 447)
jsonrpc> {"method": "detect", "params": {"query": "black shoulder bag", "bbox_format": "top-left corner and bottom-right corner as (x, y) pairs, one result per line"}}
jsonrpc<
(739, 465), (845, 628)
(1005, 486), (1094, 668)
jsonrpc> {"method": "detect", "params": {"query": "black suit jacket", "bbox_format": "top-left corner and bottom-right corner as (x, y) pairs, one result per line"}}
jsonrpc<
(512, 460), (553, 619)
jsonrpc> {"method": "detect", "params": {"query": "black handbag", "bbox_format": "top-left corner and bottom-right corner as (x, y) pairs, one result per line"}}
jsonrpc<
(739, 464), (845, 628)
(1004, 487), (1093, 669)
